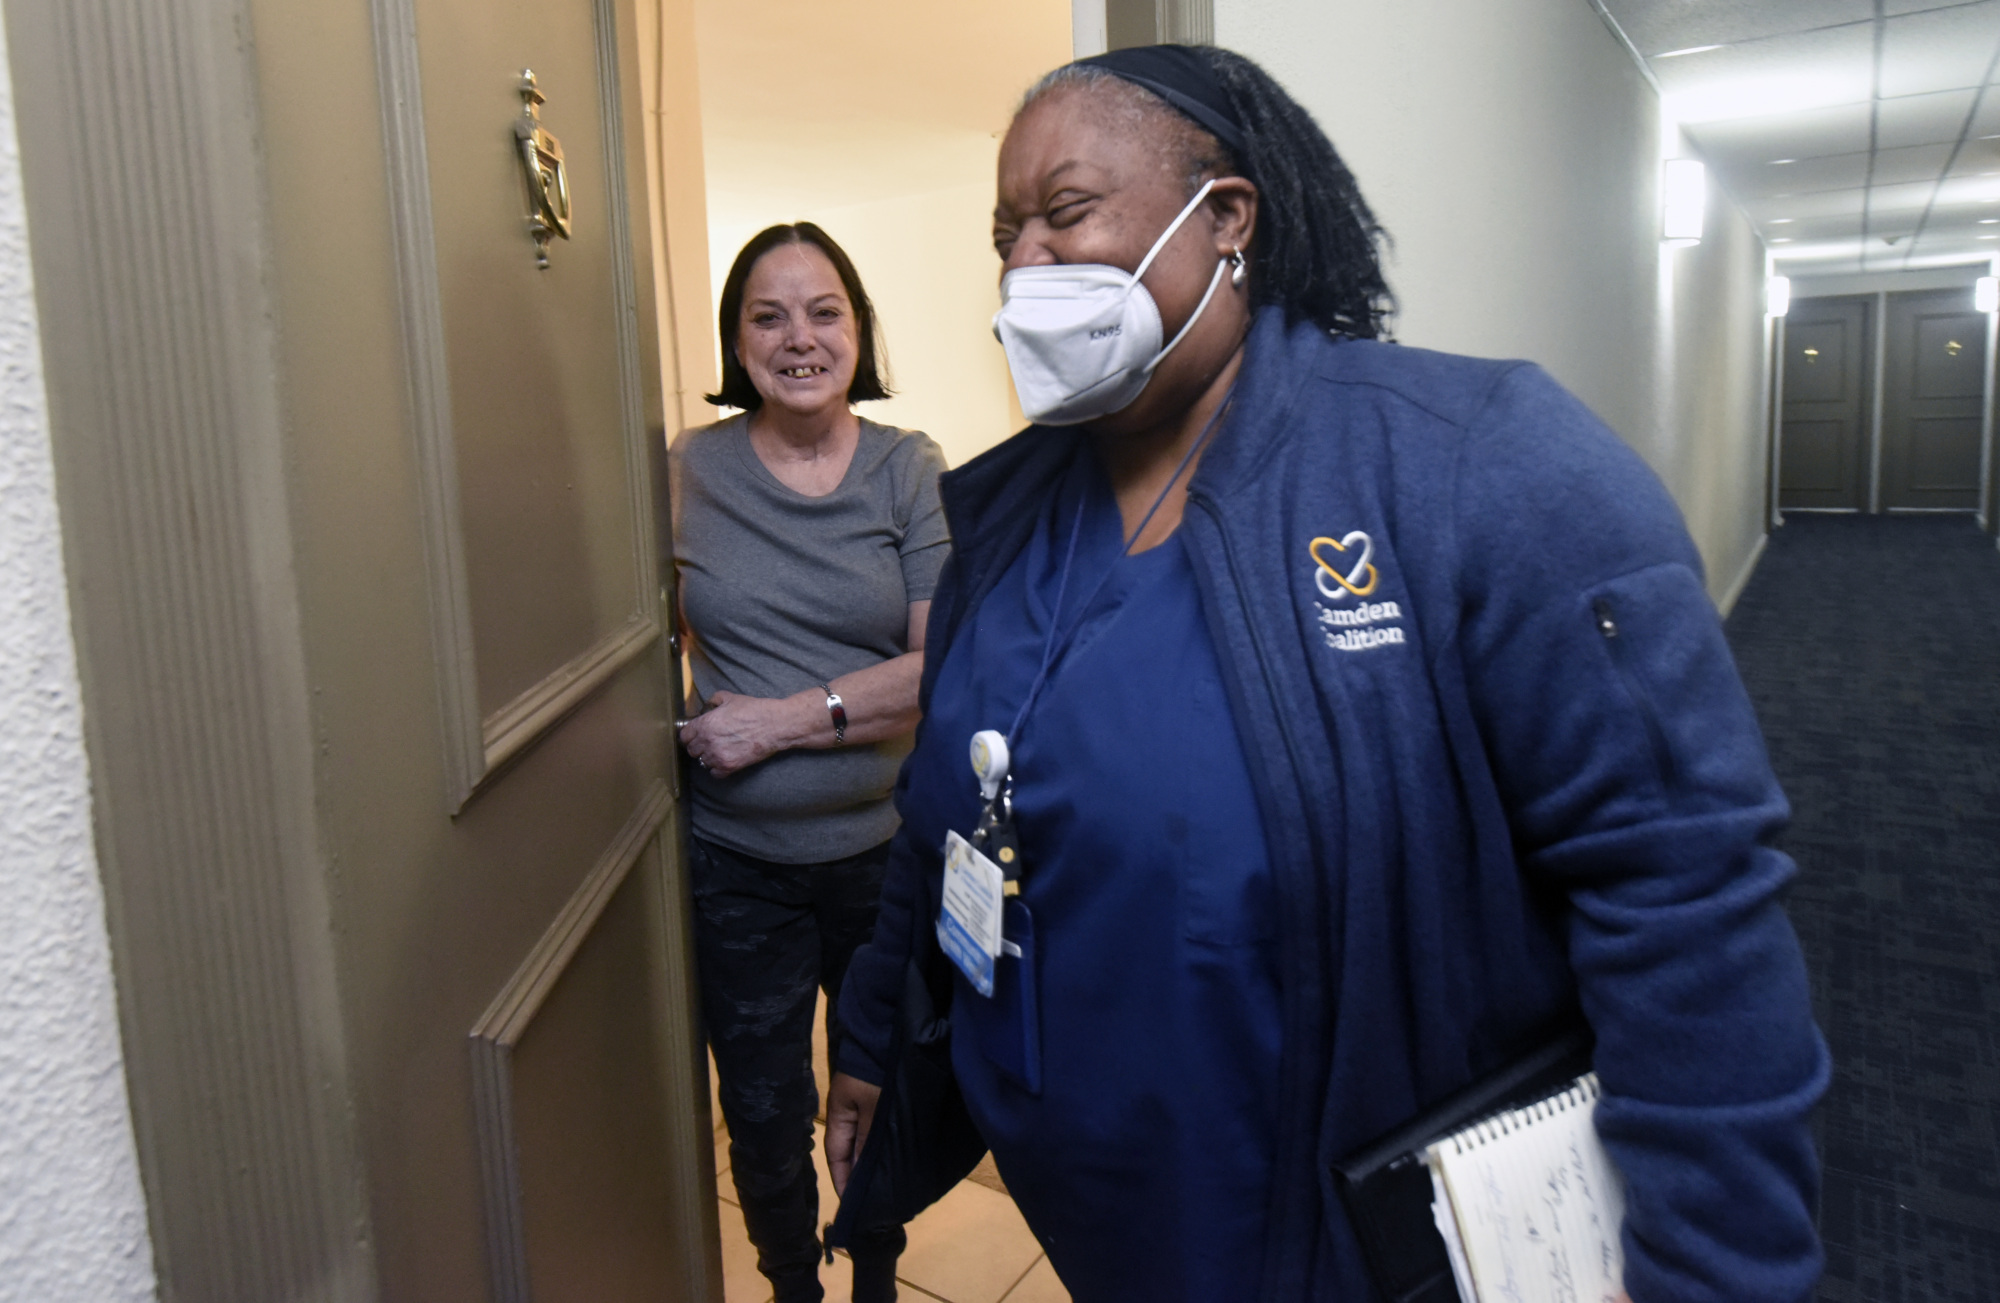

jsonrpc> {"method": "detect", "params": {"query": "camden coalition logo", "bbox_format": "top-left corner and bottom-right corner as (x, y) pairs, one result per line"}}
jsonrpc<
(1310, 530), (1406, 653)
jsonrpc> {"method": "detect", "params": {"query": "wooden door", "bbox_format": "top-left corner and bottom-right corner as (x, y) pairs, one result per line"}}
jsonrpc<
(6, 0), (721, 1297)
(1779, 296), (1873, 511)
(292, 0), (721, 1295)
(1883, 289), (1987, 511)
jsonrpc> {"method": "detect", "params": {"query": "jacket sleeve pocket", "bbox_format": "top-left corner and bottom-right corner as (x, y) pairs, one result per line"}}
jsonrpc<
(1575, 563), (1778, 815)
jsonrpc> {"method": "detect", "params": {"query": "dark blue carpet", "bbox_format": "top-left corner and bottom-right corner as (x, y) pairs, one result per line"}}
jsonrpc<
(1725, 514), (2000, 1301)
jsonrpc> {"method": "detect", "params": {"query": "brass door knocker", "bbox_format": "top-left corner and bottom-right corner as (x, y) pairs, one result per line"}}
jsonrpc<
(515, 70), (571, 268)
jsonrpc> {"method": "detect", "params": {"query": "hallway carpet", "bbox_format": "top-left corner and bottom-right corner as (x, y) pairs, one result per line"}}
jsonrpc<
(1724, 515), (2000, 1301)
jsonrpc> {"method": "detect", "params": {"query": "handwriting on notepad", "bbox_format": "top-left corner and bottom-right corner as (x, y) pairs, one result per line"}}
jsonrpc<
(1428, 1075), (1626, 1303)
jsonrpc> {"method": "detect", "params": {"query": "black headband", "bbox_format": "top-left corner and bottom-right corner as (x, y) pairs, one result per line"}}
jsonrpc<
(1077, 45), (1248, 157)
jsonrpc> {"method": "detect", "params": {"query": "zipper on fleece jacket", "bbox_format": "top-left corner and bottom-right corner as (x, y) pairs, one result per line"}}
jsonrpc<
(1185, 490), (1338, 1300)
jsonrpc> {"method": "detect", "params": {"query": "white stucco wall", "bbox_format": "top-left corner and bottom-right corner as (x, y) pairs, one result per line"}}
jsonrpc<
(0, 6), (160, 1299)
(1214, 0), (1772, 603)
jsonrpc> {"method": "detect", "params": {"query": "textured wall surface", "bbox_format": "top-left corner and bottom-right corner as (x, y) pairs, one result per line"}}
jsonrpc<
(0, 7), (160, 1299)
(1216, 0), (1773, 603)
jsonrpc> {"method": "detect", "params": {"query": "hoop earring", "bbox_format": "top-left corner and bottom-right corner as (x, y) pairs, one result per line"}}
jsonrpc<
(1230, 247), (1248, 288)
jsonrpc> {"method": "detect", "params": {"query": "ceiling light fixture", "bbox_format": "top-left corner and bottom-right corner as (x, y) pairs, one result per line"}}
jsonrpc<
(1772, 238), (1794, 244)
(1769, 159), (1797, 165)
(1662, 158), (1706, 245)
(1770, 218), (1795, 225)
(1657, 44), (1724, 59)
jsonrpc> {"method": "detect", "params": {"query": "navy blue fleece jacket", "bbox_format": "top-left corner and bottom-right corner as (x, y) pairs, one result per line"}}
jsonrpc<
(838, 307), (1829, 1301)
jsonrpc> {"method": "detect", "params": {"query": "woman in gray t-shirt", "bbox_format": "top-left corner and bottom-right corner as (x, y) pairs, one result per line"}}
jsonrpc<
(671, 223), (945, 1303)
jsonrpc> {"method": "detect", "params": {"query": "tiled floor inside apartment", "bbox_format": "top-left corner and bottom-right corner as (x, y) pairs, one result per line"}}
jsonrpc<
(709, 997), (1070, 1303)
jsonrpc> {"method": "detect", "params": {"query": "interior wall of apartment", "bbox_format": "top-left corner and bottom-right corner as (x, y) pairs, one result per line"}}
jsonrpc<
(692, 0), (1073, 468)
(702, 168), (1019, 468)
(638, 0), (721, 434)
(1214, 0), (1772, 603)
(0, 8), (157, 1297)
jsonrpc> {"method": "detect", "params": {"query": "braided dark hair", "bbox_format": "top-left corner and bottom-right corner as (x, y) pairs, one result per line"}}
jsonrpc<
(1024, 48), (1393, 341)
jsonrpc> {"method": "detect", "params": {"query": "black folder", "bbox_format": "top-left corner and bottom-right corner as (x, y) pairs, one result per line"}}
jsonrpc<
(1331, 1023), (1595, 1303)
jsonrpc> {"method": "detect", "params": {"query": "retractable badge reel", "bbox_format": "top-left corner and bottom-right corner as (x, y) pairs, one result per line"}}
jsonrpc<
(969, 730), (1023, 891)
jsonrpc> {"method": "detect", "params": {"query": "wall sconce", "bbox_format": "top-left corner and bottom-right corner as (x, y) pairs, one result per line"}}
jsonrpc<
(1662, 158), (1706, 246)
(1767, 275), (1791, 318)
(1977, 276), (1998, 314)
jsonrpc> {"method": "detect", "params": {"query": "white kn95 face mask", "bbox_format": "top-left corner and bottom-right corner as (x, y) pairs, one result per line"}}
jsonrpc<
(994, 179), (1229, 426)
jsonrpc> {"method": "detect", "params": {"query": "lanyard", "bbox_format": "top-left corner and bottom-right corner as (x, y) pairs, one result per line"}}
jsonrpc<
(1002, 392), (1234, 754)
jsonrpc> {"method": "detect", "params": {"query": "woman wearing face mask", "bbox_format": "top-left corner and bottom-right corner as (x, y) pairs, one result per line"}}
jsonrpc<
(672, 222), (946, 1303)
(824, 45), (1827, 1303)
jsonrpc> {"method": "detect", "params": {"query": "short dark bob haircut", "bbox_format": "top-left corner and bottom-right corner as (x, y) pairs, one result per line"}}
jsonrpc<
(1024, 47), (1394, 341)
(706, 222), (892, 410)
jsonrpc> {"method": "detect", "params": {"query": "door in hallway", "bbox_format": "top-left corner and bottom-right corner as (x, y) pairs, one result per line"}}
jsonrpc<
(1780, 296), (1873, 511)
(1882, 289), (1986, 511)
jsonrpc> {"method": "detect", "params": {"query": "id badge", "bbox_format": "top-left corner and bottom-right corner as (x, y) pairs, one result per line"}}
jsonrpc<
(939, 830), (1004, 997)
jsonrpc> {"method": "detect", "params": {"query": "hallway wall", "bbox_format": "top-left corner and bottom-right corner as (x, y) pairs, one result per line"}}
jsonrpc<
(1215, 0), (1773, 604)
(0, 7), (157, 1297)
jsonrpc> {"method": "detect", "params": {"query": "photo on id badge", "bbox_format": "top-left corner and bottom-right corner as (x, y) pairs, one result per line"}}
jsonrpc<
(940, 830), (1002, 997)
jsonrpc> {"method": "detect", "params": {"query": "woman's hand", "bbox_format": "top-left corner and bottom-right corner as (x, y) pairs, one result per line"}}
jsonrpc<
(678, 690), (801, 777)
(678, 600), (932, 778)
(825, 1071), (882, 1197)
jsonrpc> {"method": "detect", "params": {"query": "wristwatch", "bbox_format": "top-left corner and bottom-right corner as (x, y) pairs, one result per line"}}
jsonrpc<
(821, 684), (846, 744)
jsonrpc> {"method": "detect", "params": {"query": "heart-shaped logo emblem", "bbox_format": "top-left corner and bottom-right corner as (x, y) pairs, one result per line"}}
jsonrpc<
(1310, 531), (1379, 601)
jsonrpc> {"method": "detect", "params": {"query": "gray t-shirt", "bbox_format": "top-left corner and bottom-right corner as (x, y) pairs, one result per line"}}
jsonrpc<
(671, 415), (949, 863)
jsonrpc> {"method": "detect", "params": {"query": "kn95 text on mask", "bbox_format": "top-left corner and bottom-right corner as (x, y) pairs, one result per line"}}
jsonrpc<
(993, 180), (1229, 426)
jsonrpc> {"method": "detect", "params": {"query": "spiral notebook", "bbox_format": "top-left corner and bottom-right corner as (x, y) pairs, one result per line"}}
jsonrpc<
(1332, 1024), (1626, 1303)
(1423, 1073), (1626, 1303)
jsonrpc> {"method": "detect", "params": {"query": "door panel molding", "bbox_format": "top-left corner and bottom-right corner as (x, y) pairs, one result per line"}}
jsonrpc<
(369, 0), (485, 805)
(469, 780), (714, 1303)
(370, 0), (660, 812)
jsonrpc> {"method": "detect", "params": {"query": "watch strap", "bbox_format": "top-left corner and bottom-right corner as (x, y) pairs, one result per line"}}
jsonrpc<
(821, 684), (847, 744)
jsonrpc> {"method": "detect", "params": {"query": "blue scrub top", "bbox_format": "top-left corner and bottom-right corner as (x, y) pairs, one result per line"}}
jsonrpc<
(914, 446), (1283, 1301)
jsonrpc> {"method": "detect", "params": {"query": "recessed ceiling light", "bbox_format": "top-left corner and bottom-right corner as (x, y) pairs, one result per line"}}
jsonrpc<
(1983, 134), (2000, 140)
(1980, 235), (1999, 240)
(1770, 218), (1796, 224)
(1656, 44), (1724, 59)
(1981, 219), (2000, 224)
(1772, 238), (1794, 244)
(1770, 158), (1797, 165)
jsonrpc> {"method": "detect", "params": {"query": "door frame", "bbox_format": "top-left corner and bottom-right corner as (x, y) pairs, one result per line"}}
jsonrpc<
(1767, 310), (1785, 528)
(3, 0), (379, 1290)
(1982, 296), (1996, 531)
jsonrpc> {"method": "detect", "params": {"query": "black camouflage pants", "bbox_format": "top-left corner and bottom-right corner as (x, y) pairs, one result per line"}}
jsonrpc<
(691, 835), (906, 1303)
